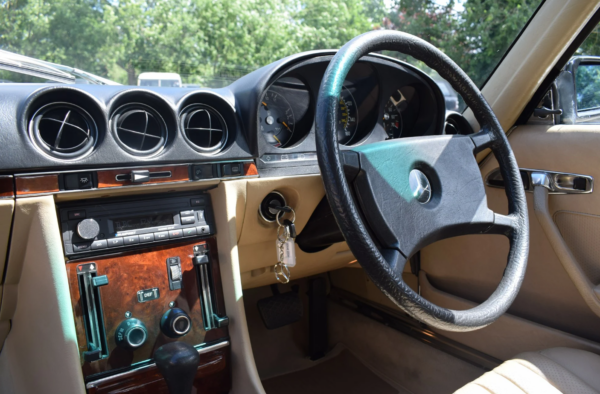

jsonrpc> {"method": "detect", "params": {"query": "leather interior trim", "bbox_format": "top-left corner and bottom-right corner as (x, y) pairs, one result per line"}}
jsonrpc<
(237, 175), (355, 289)
(0, 200), (15, 316)
(419, 271), (600, 361)
(208, 181), (266, 394)
(423, 124), (600, 342)
(555, 211), (600, 283)
(456, 347), (600, 393)
(533, 186), (600, 317)
(0, 196), (84, 393)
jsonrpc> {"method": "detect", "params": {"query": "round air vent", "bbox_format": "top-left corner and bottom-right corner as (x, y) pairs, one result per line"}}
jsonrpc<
(111, 103), (168, 156)
(179, 104), (228, 153)
(29, 103), (97, 160)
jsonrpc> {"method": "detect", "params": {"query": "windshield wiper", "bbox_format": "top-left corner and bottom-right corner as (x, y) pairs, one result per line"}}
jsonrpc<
(0, 49), (120, 85)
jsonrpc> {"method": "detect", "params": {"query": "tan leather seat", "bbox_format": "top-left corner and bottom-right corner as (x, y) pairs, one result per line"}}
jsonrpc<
(455, 348), (600, 393)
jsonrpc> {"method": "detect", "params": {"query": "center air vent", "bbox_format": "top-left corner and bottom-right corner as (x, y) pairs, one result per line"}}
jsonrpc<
(179, 104), (228, 153)
(111, 103), (168, 156)
(29, 103), (97, 160)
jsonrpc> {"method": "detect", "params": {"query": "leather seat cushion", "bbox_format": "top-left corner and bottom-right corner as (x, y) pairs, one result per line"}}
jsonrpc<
(455, 347), (600, 393)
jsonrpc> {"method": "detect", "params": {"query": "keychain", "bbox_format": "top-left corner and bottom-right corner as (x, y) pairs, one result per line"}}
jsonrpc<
(274, 207), (296, 284)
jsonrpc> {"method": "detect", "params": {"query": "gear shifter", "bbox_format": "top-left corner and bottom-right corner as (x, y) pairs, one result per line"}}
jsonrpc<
(154, 342), (200, 394)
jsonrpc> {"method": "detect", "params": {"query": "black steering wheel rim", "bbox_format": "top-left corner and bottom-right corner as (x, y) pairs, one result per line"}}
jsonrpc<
(315, 30), (529, 332)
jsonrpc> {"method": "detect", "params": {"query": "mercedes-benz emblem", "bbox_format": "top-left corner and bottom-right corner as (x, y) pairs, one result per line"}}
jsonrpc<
(409, 169), (432, 204)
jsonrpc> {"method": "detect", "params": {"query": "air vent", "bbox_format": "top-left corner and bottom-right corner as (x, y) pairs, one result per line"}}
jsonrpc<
(111, 103), (168, 156)
(29, 103), (97, 160)
(180, 104), (228, 153)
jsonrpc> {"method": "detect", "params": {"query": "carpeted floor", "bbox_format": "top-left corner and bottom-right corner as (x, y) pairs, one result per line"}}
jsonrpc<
(244, 282), (485, 394)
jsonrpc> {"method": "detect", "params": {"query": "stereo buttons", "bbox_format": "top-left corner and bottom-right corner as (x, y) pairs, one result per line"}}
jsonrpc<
(183, 227), (197, 236)
(181, 216), (196, 225)
(107, 237), (124, 248)
(155, 231), (169, 241)
(91, 239), (107, 250)
(169, 229), (183, 239)
(140, 233), (155, 243)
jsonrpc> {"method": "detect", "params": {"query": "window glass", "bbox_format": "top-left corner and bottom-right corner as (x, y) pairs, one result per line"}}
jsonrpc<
(0, 0), (543, 113)
(576, 64), (600, 111)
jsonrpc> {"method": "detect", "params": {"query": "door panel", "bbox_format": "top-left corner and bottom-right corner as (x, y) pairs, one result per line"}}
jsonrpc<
(421, 124), (600, 343)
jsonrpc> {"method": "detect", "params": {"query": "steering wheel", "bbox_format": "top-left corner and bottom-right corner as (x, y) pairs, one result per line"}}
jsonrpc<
(315, 31), (529, 332)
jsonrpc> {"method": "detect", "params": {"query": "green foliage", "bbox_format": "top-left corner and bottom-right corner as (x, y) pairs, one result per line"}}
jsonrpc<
(383, 0), (541, 87)
(0, 0), (539, 87)
(575, 64), (600, 111)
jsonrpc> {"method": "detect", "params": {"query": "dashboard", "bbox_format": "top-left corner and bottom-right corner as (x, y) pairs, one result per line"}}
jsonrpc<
(0, 50), (461, 392)
(0, 51), (447, 177)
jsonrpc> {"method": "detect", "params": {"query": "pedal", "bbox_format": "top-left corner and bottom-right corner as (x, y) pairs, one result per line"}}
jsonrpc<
(257, 284), (303, 329)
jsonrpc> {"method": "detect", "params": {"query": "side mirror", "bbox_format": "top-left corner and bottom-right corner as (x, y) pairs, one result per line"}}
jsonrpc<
(555, 56), (600, 124)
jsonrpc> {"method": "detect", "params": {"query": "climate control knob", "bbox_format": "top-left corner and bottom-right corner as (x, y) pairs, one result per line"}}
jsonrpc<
(77, 218), (100, 240)
(115, 318), (147, 349)
(160, 308), (192, 338)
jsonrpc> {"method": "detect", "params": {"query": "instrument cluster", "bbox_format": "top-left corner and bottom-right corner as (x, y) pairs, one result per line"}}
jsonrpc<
(257, 57), (439, 151)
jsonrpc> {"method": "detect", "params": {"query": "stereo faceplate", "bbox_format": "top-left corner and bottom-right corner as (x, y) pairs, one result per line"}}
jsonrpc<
(59, 193), (215, 256)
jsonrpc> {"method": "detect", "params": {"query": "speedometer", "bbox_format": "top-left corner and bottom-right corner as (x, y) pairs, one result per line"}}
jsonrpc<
(337, 87), (358, 145)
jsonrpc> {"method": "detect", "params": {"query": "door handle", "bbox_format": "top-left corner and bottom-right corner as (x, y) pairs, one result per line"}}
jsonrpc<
(487, 168), (593, 194)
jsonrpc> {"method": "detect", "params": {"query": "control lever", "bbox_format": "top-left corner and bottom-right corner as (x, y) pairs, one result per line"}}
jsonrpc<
(193, 244), (229, 330)
(77, 263), (109, 362)
(154, 342), (200, 394)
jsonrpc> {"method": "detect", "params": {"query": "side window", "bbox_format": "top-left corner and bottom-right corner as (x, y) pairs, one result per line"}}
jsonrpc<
(575, 64), (600, 111)
(541, 23), (600, 124)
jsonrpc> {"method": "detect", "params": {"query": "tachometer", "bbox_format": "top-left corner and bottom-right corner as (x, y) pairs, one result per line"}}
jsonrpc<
(337, 87), (358, 145)
(383, 89), (408, 138)
(259, 90), (295, 148)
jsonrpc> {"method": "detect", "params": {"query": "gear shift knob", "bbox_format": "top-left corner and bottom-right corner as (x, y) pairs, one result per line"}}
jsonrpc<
(154, 342), (200, 394)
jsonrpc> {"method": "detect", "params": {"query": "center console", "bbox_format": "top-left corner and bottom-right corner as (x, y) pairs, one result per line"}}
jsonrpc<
(60, 192), (230, 393)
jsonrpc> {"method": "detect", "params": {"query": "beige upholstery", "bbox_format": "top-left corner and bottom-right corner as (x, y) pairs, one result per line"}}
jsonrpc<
(456, 348), (600, 393)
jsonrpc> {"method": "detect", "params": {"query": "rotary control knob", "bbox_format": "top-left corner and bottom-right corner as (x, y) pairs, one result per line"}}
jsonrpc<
(115, 318), (147, 349)
(77, 218), (100, 240)
(160, 308), (192, 338)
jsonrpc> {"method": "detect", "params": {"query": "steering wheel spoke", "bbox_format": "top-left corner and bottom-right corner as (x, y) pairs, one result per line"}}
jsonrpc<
(486, 212), (519, 236)
(470, 128), (495, 154)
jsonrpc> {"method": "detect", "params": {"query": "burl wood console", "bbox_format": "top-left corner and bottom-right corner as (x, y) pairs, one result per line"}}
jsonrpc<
(64, 204), (230, 393)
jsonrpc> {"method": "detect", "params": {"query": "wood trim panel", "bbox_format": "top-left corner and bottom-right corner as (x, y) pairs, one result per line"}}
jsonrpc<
(0, 176), (14, 198)
(97, 165), (189, 188)
(243, 162), (259, 176)
(15, 174), (59, 196)
(66, 238), (227, 378)
(87, 344), (231, 394)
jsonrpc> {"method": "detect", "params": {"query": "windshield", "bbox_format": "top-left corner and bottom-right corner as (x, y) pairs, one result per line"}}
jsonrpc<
(0, 0), (542, 106)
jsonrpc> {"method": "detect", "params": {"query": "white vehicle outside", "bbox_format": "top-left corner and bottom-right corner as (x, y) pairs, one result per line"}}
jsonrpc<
(137, 72), (181, 87)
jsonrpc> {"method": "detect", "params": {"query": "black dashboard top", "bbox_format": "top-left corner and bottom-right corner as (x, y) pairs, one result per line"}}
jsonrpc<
(0, 50), (448, 175)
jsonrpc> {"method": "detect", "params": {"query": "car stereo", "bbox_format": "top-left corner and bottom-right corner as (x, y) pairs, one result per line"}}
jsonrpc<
(59, 193), (214, 256)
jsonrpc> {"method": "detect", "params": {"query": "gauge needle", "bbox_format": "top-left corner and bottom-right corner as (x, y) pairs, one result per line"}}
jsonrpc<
(262, 101), (268, 109)
(282, 121), (292, 132)
(273, 135), (282, 145)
